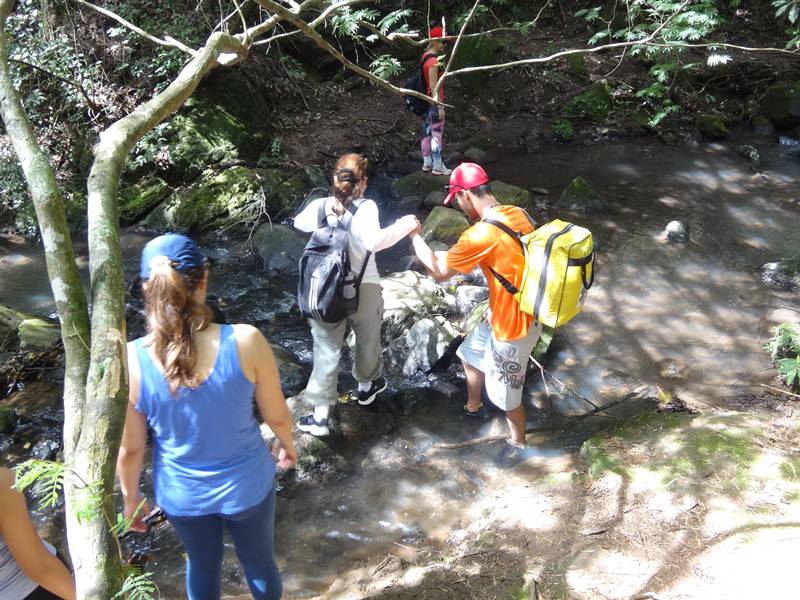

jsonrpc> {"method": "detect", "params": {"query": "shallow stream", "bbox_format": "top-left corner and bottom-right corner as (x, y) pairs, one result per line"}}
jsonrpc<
(1, 133), (799, 598)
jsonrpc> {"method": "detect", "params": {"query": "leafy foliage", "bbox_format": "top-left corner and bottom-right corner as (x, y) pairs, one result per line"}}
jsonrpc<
(370, 54), (402, 78)
(12, 459), (65, 509)
(112, 567), (158, 600)
(777, 355), (800, 389)
(765, 322), (800, 389)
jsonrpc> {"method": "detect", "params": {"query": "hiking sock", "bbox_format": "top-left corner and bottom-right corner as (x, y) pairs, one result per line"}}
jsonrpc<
(422, 156), (433, 170)
(314, 405), (330, 421)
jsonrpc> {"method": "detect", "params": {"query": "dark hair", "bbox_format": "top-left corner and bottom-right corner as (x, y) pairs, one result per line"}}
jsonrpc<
(141, 258), (212, 395)
(331, 153), (368, 210)
(469, 183), (493, 199)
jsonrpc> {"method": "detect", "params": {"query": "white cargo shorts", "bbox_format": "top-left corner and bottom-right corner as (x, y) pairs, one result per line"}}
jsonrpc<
(456, 319), (542, 411)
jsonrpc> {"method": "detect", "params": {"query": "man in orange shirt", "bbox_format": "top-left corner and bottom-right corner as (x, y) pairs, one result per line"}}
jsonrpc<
(409, 163), (541, 447)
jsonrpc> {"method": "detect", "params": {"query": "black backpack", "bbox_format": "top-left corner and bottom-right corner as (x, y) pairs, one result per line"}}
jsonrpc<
(403, 52), (435, 115)
(297, 200), (371, 323)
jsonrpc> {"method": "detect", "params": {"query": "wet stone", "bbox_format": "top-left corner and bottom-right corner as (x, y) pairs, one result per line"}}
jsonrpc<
(760, 259), (800, 291)
(31, 438), (60, 461)
(665, 220), (689, 243)
(0, 406), (16, 434)
(454, 285), (489, 316)
(0, 434), (12, 453)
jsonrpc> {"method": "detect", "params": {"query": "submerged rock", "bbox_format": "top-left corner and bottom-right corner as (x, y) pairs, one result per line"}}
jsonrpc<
(462, 147), (488, 163)
(664, 220), (689, 243)
(695, 114), (730, 140)
(421, 206), (470, 245)
(423, 190), (445, 209)
(491, 181), (532, 208)
(735, 145), (761, 171)
(252, 224), (308, 272)
(761, 259), (800, 290)
(272, 346), (309, 397)
(760, 82), (800, 128)
(387, 316), (460, 377)
(555, 177), (608, 213)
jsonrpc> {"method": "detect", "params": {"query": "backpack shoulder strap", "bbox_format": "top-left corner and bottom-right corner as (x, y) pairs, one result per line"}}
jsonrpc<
(482, 218), (524, 296)
(317, 199), (328, 228)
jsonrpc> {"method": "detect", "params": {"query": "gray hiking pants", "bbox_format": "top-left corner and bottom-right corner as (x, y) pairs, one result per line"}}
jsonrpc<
(304, 283), (384, 408)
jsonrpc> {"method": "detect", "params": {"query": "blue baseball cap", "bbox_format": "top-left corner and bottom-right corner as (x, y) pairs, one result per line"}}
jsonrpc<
(140, 233), (206, 280)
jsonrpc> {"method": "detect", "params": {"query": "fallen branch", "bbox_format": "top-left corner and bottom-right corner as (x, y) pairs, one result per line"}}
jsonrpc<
(759, 383), (800, 400)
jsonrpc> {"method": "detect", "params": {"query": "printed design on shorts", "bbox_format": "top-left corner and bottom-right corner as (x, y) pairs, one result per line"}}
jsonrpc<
(490, 342), (524, 389)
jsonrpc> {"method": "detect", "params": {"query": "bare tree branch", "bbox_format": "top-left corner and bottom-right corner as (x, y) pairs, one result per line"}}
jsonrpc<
(71, 0), (197, 56)
(434, 0), (482, 101)
(644, 41), (800, 58)
(252, 0), (369, 46)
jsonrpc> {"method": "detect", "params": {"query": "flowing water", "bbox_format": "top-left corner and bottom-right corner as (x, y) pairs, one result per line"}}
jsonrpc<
(1, 134), (799, 598)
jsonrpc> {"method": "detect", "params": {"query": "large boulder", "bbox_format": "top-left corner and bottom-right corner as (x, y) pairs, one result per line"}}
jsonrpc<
(421, 206), (470, 245)
(143, 167), (304, 233)
(381, 271), (454, 340)
(252, 224), (308, 272)
(119, 178), (171, 225)
(0, 304), (60, 351)
(695, 114), (730, 140)
(450, 34), (503, 94)
(454, 285), (488, 316)
(272, 345), (309, 397)
(391, 171), (446, 199)
(760, 82), (800, 128)
(0, 407), (16, 435)
(555, 177), (608, 213)
(387, 316), (460, 377)
(492, 181), (532, 208)
(761, 259), (800, 291)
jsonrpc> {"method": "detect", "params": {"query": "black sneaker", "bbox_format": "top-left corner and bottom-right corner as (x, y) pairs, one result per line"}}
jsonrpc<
(357, 376), (387, 406)
(296, 413), (330, 437)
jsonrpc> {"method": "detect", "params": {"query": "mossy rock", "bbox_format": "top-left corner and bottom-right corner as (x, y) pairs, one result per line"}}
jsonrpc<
(492, 180), (532, 208)
(564, 81), (612, 122)
(463, 133), (499, 152)
(18, 317), (60, 348)
(0, 303), (24, 351)
(555, 177), (608, 213)
(760, 82), (800, 128)
(0, 406), (16, 435)
(551, 118), (574, 140)
(696, 114), (730, 140)
(195, 69), (270, 126)
(761, 259), (800, 291)
(421, 206), (470, 245)
(166, 98), (251, 181)
(259, 169), (305, 215)
(144, 167), (262, 233)
(450, 35), (504, 94)
(119, 178), (171, 225)
(391, 171), (447, 199)
(567, 53), (589, 80)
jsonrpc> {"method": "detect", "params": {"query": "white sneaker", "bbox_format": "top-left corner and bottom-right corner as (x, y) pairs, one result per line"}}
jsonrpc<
(432, 165), (452, 176)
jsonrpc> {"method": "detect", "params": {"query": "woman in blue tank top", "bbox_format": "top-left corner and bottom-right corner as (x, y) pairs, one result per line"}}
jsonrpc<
(116, 234), (297, 600)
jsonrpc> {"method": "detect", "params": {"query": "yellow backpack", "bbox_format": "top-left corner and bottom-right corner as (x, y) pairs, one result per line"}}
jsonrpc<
(484, 217), (594, 328)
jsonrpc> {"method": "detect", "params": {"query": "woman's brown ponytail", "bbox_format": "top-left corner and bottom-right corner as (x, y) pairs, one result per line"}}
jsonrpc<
(141, 256), (212, 394)
(331, 153), (368, 213)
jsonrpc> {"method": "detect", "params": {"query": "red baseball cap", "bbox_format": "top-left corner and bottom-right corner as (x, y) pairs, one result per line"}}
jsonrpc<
(443, 163), (490, 206)
(430, 25), (445, 39)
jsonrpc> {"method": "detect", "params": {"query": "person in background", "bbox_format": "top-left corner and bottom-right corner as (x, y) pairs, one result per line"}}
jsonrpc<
(421, 25), (452, 176)
(0, 466), (76, 600)
(117, 233), (296, 600)
(408, 163), (541, 447)
(293, 153), (419, 437)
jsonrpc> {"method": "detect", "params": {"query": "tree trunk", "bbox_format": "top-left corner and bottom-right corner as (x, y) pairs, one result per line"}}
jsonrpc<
(74, 31), (246, 598)
(0, 0), (94, 576)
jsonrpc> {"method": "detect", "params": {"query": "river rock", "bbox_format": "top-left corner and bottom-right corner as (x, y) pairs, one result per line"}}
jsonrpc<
(381, 271), (453, 340)
(119, 178), (172, 225)
(391, 171), (446, 199)
(0, 304), (60, 351)
(454, 285), (488, 316)
(695, 114), (729, 140)
(752, 115), (774, 136)
(224, 287), (298, 325)
(387, 316), (460, 377)
(760, 82), (800, 128)
(492, 180), (532, 208)
(664, 220), (689, 243)
(0, 304), (24, 351)
(272, 346), (309, 397)
(421, 206), (470, 245)
(761, 259), (800, 291)
(252, 224), (308, 272)
(144, 166), (304, 233)
(304, 165), (328, 191)
(462, 147), (489, 163)
(0, 434), (12, 453)
(423, 190), (446, 208)
(396, 195), (422, 213)
(31, 438), (60, 461)
(735, 145), (761, 171)
(555, 177), (608, 213)
(0, 407), (16, 435)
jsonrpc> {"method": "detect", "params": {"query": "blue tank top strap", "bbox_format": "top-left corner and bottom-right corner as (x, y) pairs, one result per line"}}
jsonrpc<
(214, 324), (241, 380)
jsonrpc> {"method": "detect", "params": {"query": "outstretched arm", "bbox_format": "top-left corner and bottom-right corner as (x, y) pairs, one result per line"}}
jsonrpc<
(0, 468), (76, 600)
(410, 232), (458, 281)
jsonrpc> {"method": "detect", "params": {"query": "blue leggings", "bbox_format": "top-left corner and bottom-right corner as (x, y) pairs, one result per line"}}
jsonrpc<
(167, 487), (282, 600)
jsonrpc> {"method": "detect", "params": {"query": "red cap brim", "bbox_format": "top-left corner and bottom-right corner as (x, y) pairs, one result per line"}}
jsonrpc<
(443, 190), (456, 206)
